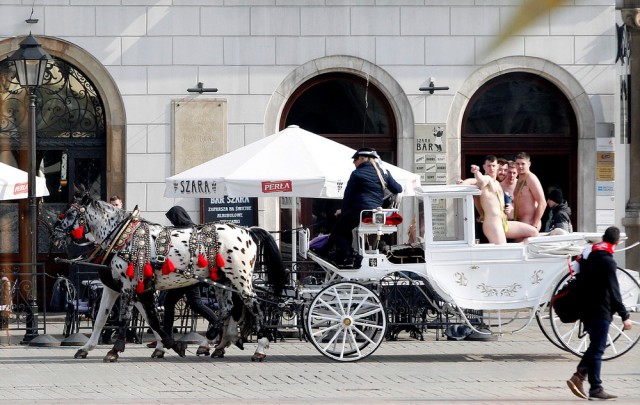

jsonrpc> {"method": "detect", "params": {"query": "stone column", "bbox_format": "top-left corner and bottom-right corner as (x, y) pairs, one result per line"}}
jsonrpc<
(621, 5), (640, 270)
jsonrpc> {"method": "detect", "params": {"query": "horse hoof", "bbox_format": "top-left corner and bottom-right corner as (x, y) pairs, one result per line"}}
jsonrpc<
(151, 349), (165, 359)
(74, 349), (88, 359)
(196, 346), (210, 356)
(211, 348), (225, 358)
(172, 341), (187, 358)
(103, 351), (119, 363)
(251, 353), (266, 362)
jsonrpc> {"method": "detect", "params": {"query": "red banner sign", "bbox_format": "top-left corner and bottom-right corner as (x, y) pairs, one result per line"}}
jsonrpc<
(262, 180), (292, 193)
(13, 182), (28, 195)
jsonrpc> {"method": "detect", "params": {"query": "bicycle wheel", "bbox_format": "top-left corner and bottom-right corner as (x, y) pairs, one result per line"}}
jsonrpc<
(550, 268), (640, 360)
(306, 282), (386, 362)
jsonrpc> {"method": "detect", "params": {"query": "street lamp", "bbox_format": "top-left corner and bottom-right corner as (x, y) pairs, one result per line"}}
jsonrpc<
(6, 33), (51, 342)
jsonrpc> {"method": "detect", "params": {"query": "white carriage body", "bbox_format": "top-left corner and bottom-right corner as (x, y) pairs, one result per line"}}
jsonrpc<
(308, 185), (603, 313)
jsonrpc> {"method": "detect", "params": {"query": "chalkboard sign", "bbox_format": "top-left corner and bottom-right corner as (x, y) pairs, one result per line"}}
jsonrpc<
(200, 196), (258, 227)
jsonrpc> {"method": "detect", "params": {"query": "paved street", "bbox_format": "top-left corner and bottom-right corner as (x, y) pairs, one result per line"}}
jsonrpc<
(1, 325), (638, 404)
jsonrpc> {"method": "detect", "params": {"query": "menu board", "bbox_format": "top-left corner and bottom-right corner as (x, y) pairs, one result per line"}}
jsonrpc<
(201, 196), (257, 227)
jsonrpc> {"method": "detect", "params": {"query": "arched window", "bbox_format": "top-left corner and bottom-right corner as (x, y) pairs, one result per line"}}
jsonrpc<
(283, 72), (396, 158)
(281, 72), (398, 242)
(461, 72), (578, 228)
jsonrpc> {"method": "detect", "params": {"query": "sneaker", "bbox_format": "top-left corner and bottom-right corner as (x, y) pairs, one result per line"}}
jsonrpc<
(589, 387), (617, 401)
(566, 373), (587, 399)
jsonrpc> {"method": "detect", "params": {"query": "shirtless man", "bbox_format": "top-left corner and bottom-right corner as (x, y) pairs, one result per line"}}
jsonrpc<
(462, 156), (538, 244)
(513, 152), (547, 231)
(496, 157), (508, 183)
(500, 161), (517, 217)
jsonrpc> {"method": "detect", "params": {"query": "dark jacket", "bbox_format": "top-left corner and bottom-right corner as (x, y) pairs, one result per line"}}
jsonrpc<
(341, 161), (402, 214)
(165, 206), (195, 228)
(544, 202), (572, 232)
(579, 249), (629, 322)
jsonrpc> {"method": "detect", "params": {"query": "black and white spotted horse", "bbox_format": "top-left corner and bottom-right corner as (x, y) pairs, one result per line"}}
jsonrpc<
(52, 191), (286, 362)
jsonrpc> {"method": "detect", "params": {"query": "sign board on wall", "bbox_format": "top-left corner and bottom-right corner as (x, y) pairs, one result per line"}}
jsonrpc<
(596, 181), (615, 196)
(596, 152), (615, 181)
(201, 196), (257, 227)
(414, 124), (446, 184)
(172, 99), (227, 175)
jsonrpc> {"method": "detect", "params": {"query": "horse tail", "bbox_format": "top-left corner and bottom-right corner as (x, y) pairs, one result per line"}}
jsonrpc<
(248, 227), (287, 297)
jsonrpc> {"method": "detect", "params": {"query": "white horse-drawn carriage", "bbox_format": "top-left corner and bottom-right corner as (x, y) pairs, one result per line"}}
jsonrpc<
(52, 185), (639, 363)
(301, 185), (640, 361)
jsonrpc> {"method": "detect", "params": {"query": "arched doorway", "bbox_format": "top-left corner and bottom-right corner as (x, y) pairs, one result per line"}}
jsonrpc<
(0, 36), (125, 273)
(279, 72), (399, 249)
(460, 72), (578, 228)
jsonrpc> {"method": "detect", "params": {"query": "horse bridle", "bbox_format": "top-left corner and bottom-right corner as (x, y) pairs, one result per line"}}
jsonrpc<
(59, 202), (89, 240)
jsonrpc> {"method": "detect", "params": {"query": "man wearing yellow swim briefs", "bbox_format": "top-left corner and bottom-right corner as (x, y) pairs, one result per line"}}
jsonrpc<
(460, 156), (538, 245)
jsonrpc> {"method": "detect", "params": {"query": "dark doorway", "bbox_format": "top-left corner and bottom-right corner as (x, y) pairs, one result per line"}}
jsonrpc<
(280, 72), (398, 252)
(461, 72), (578, 229)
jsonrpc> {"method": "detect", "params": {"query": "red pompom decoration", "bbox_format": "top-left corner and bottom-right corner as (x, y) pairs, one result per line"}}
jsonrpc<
(197, 253), (208, 268)
(71, 225), (84, 240)
(216, 253), (225, 268)
(210, 268), (219, 281)
(136, 280), (145, 294)
(143, 262), (153, 278)
(162, 258), (175, 275)
(126, 262), (134, 279)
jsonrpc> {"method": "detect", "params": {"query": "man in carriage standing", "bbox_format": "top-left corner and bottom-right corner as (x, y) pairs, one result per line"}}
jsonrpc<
(566, 226), (632, 400)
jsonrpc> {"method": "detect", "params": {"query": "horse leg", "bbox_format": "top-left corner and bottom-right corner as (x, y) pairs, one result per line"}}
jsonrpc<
(211, 316), (235, 358)
(137, 289), (186, 358)
(74, 288), (119, 359)
(103, 292), (136, 363)
(210, 291), (242, 358)
(130, 301), (165, 358)
(248, 298), (270, 363)
(185, 285), (221, 356)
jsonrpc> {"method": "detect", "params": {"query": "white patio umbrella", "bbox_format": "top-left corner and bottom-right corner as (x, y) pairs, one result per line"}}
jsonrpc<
(165, 125), (421, 260)
(165, 125), (420, 199)
(0, 162), (50, 201)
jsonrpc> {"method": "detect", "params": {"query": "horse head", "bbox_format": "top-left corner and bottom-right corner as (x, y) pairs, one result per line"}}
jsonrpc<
(52, 190), (93, 248)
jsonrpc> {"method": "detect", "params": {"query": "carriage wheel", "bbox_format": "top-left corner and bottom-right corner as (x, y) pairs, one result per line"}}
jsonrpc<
(535, 298), (567, 352)
(305, 282), (386, 362)
(550, 268), (640, 360)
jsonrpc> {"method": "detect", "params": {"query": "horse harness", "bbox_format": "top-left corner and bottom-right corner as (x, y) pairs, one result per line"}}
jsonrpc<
(66, 203), (225, 295)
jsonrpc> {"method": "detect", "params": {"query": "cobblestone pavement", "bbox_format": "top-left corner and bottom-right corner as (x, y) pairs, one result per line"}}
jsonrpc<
(1, 325), (639, 405)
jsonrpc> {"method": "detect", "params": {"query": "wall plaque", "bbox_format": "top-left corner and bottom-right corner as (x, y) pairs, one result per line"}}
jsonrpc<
(172, 99), (227, 174)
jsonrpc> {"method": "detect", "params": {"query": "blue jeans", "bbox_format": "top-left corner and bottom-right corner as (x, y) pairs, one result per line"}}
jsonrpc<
(577, 317), (611, 392)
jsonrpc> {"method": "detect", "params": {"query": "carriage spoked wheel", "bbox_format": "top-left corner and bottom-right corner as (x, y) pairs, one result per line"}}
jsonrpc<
(535, 300), (566, 352)
(305, 281), (386, 362)
(549, 268), (640, 361)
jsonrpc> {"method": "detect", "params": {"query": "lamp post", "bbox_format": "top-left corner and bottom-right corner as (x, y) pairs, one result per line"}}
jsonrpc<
(6, 34), (51, 341)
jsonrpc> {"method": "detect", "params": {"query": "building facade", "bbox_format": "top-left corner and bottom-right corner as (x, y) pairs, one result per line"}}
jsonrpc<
(0, 1), (633, 267)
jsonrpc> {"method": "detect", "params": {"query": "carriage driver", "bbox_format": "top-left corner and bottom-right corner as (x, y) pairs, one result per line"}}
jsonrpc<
(320, 147), (402, 266)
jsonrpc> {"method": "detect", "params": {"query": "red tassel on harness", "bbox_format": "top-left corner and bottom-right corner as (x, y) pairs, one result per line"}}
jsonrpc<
(126, 262), (134, 279)
(136, 280), (145, 294)
(216, 253), (225, 268)
(143, 262), (153, 278)
(162, 258), (175, 275)
(197, 253), (208, 268)
(210, 267), (219, 281)
(71, 225), (84, 240)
